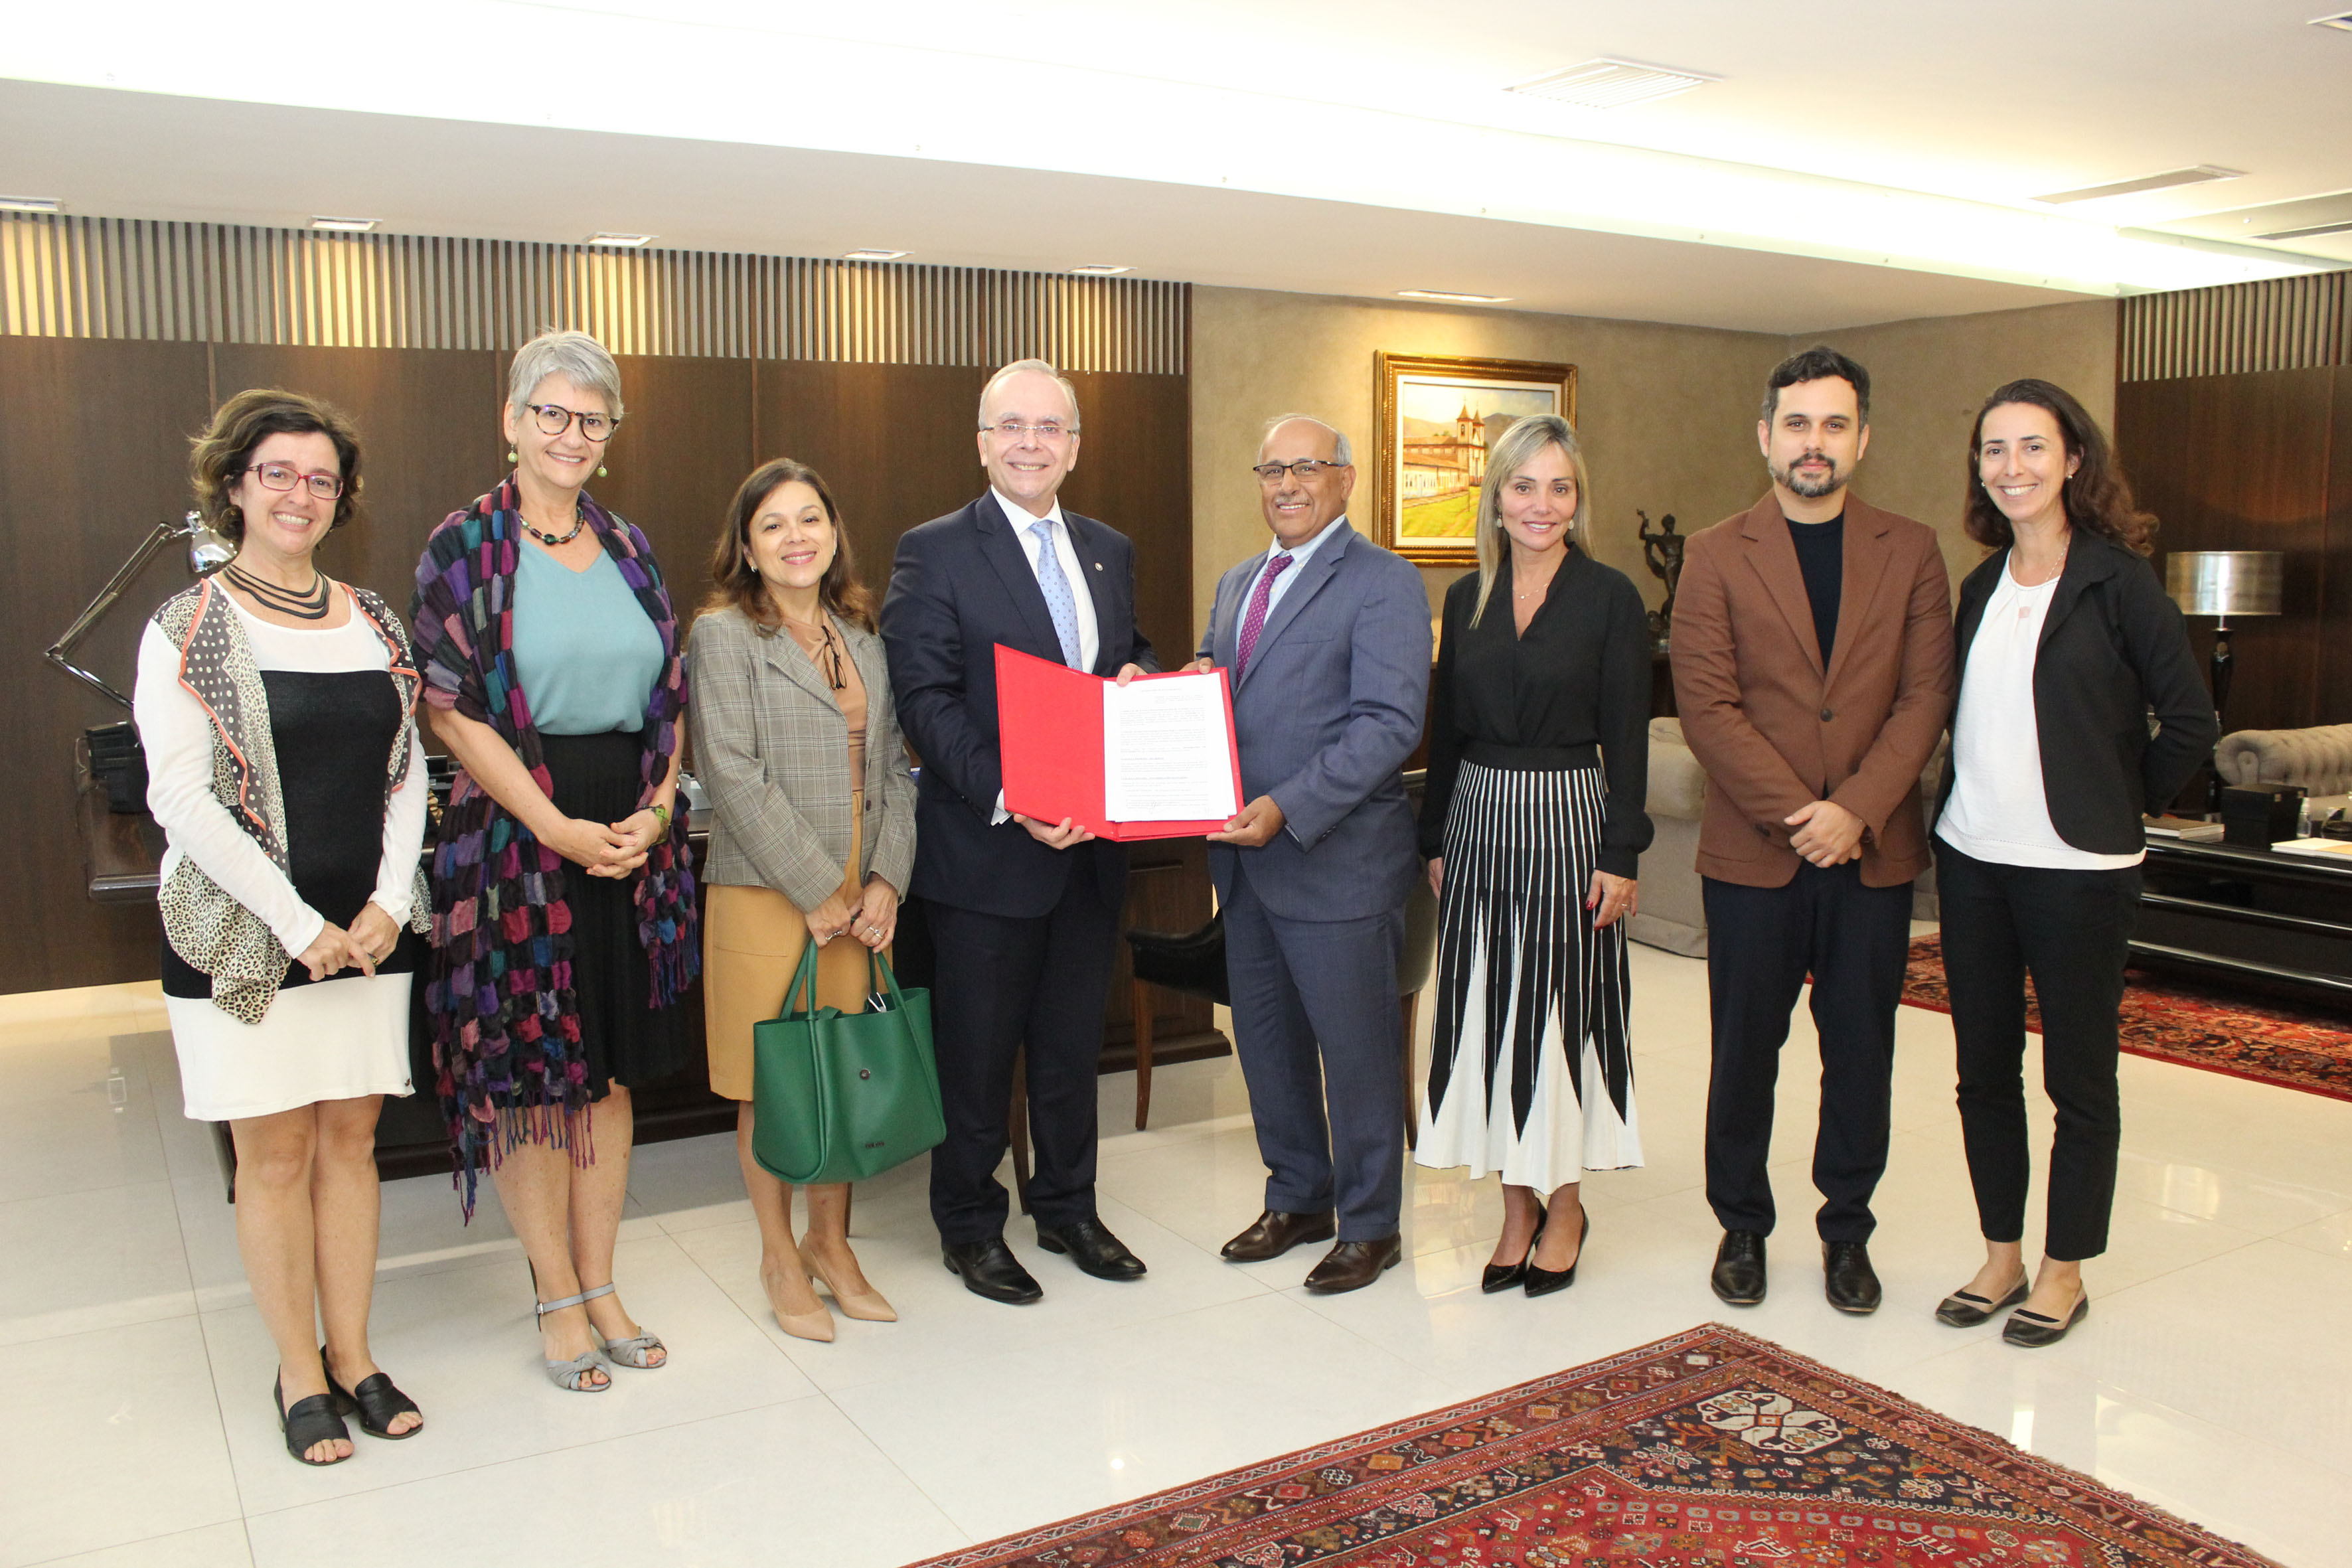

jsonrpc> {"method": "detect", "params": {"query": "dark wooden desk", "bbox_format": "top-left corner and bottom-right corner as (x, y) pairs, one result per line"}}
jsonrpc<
(76, 789), (1225, 1196)
(2134, 837), (2352, 1005)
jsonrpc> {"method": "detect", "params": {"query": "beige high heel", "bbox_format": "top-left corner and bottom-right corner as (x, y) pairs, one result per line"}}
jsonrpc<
(761, 1261), (835, 1342)
(806, 1249), (898, 1322)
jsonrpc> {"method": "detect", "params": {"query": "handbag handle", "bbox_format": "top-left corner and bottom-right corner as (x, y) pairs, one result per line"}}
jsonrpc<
(779, 939), (823, 1020)
(864, 949), (909, 1011)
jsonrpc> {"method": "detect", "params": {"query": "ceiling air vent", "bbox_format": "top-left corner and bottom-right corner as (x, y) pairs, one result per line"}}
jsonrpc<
(2257, 219), (2352, 240)
(2034, 167), (2242, 204)
(1508, 58), (1717, 110)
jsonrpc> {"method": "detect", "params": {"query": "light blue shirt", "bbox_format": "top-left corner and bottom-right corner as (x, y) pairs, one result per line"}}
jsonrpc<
(512, 544), (665, 734)
(1245, 514), (1348, 617)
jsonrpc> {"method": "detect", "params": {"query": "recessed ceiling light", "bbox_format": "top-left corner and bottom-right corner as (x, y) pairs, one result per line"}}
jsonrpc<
(309, 215), (378, 232)
(2033, 166), (2243, 204)
(0, 195), (63, 214)
(2310, 12), (2352, 32)
(1397, 289), (1514, 305)
(2256, 218), (2352, 240)
(1069, 264), (1131, 275)
(586, 232), (657, 248)
(842, 248), (909, 262)
(1507, 58), (1717, 110)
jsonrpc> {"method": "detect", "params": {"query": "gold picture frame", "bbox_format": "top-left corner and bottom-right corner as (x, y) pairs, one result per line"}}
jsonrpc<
(1372, 352), (1578, 567)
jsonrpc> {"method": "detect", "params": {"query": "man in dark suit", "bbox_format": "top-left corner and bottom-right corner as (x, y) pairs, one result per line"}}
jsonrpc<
(1194, 414), (1431, 1294)
(881, 358), (1156, 1304)
(1671, 347), (1956, 1314)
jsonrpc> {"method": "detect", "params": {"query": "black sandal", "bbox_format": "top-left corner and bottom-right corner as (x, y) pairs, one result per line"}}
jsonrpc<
(275, 1372), (353, 1466)
(325, 1358), (424, 1440)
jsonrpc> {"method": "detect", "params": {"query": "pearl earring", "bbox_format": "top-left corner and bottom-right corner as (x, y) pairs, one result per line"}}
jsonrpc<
(597, 465), (608, 478)
(507, 450), (518, 465)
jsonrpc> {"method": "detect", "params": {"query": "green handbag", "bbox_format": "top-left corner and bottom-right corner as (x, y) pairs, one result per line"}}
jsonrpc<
(751, 944), (945, 1186)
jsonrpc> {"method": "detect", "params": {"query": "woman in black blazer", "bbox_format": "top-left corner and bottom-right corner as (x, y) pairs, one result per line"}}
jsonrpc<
(1930, 379), (2213, 1347)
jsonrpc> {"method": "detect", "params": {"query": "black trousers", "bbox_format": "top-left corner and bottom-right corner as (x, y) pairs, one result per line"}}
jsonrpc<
(922, 876), (1119, 1246)
(1703, 862), (1914, 1242)
(1934, 839), (2140, 1262)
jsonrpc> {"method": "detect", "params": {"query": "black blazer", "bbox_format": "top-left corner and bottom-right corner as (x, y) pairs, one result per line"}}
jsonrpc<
(1935, 530), (2215, 855)
(880, 493), (1157, 919)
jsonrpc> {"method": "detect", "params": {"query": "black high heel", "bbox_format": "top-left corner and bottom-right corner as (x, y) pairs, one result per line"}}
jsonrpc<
(1523, 1208), (1589, 1298)
(275, 1371), (353, 1466)
(1482, 1200), (1545, 1293)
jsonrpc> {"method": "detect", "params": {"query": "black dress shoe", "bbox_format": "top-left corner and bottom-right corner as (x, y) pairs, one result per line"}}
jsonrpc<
(1221, 1209), (1336, 1262)
(1482, 1200), (1546, 1293)
(1524, 1209), (1589, 1298)
(2003, 1293), (2088, 1348)
(1711, 1230), (1767, 1305)
(1935, 1275), (2029, 1327)
(941, 1238), (1044, 1305)
(1304, 1235), (1402, 1294)
(1035, 1217), (1147, 1281)
(1824, 1241), (1882, 1314)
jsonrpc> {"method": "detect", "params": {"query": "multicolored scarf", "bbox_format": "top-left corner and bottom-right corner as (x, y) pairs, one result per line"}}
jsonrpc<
(410, 479), (698, 1215)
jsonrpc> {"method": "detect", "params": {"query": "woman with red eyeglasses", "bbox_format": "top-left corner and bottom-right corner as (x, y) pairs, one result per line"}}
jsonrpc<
(135, 388), (431, 1464)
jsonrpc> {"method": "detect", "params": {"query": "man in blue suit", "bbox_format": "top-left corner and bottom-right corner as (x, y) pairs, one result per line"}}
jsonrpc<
(882, 359), (1156, 1305)
(1196, 414), (1432, 1293)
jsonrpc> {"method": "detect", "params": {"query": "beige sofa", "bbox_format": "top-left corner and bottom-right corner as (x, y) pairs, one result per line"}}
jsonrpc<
(1630, 718), (1943, 959)
(2217, 726), (2352, 821)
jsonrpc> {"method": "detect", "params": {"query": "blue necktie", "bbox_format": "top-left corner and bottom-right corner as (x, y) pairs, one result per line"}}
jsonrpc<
(1030, 519), (1083, 669)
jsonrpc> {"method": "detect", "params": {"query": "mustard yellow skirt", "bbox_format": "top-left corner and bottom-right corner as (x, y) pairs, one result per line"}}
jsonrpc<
(703, 791), (890, 1103)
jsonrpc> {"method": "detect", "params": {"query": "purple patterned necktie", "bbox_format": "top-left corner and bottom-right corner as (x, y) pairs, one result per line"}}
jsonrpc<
(1233, 552), (1294, 680)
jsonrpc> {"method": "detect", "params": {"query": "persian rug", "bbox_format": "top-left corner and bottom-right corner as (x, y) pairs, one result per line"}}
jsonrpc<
(1901, 933), (2352, 1103)
(903, 1324), (2271, 1568)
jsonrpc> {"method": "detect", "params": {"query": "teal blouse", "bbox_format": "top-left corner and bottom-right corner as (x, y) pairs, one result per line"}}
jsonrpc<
(512, 544), (666, 734)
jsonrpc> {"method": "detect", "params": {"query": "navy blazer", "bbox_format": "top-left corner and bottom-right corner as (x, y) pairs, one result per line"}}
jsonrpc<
(881, 492), (1157, 919)
(1936, 530), (2214, 854)
(1198, 520), (1431, 922)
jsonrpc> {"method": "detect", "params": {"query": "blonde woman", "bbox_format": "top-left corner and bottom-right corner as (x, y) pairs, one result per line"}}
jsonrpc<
(1415, 414), (1652, 1297)
(690, 459), (916, 1339)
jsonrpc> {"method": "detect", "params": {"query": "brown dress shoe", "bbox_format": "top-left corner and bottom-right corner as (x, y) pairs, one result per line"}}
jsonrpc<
(1221, 1209), (1336, 1262)
(1303, 1235), (1402, 1294)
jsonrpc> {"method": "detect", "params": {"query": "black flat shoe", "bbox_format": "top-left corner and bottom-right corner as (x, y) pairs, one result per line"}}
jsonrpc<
(1824, 1241), (1882, 1315)
(942, 1237), (1044, 1304)
(324, 1354), (423, 1440)
(1035, 1217), (1147, 1281)
(1711, 1230), (1767, 1305)
(1523, 1208), (1588, 1298)
(1482, 1200), (1545, 1293)
(275, 1372), (352, 1467)
(2003, 1293), (2088, 1348)
(1936, 1275), (2029, 1327)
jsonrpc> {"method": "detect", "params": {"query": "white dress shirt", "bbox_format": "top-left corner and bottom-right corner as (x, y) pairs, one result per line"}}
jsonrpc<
(1241, 514), (1348, 623)
(995, 487), (1099, 672)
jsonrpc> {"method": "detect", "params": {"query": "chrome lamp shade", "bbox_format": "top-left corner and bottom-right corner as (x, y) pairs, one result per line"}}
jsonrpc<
(2165, 550), (2283, 619)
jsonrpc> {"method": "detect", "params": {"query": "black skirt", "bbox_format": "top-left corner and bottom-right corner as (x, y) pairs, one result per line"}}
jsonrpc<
(542, 730), (688, 1098)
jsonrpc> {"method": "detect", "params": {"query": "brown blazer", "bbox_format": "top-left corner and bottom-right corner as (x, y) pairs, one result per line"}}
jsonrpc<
(1670, 491), (1955, 889)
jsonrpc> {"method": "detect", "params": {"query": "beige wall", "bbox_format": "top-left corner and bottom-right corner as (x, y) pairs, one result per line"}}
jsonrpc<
(1802, 297), (2118, 589)
(1186, 287), (1788, 637)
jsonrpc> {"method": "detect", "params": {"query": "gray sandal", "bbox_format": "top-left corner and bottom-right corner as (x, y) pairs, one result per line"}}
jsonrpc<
(534, 1285), (613, 1392)
(581, 1284), (666, 1370)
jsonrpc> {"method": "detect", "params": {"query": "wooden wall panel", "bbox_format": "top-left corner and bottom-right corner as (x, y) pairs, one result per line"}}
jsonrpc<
(592, 355), (757, 605)
(2116, 367), (2337, 734)
(208, 345), (505, 617)
(1059, 372), (1196, 663)
(0, 338), (212, 994)
(2325, 365), (2352, 724)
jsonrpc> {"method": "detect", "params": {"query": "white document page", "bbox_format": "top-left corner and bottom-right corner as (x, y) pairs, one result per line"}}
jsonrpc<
(1101, 674), (1238, 823)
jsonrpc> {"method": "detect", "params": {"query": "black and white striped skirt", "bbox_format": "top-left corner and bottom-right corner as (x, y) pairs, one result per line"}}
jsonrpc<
(1417, 760), (1641, 1187)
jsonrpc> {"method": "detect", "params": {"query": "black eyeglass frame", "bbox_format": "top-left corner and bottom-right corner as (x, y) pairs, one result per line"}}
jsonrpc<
(1251, 459), (1348, 483)
(526, 402), (622, 441)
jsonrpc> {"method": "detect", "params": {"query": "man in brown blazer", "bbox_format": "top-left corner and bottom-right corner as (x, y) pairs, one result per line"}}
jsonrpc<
(1671, 346), (1955, 1316)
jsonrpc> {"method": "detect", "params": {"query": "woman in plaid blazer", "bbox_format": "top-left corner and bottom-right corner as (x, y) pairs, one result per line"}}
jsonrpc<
(688, 458), (917, 1340)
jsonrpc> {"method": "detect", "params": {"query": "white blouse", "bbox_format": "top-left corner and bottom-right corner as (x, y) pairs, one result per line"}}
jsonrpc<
(133, 597), (430, 959)
(1938, 561), (2143, 872)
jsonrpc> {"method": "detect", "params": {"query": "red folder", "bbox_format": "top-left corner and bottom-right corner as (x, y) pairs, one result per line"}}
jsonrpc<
(996, 645), (1243, 840)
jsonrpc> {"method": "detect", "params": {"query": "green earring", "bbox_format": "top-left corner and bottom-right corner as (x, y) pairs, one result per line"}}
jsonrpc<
(597, 465), (608, 478)
(507, 450), (517, 465)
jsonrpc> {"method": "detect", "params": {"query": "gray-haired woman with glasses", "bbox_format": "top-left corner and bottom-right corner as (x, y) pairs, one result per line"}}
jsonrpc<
(412, 329), (698, 1393)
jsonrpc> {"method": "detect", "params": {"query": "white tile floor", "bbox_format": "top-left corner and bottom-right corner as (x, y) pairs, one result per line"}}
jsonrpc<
(5, 937), (2347, 1568)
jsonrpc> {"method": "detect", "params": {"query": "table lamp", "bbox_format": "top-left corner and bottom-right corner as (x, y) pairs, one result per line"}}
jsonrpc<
(2163, 549), (2283, 811)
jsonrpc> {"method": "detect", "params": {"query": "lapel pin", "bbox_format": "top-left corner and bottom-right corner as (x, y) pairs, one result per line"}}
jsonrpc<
(1093, 562), (1103, 571)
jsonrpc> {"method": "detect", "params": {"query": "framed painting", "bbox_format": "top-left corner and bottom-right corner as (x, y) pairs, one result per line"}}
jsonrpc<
(1372, 352), (1577, 567)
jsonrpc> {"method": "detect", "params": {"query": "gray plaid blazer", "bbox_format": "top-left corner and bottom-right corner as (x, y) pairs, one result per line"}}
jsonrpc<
(687, 604), (917, 911)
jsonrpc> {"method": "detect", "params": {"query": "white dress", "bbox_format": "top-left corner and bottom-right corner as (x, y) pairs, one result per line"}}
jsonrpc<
(133, 597), (429, 1121)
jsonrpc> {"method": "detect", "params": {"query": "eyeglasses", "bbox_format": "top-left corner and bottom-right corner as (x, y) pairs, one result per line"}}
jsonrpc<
(1252, 459), (1346, 483)
(244, 461), (345, 499)
(526, 402), (620, 441)
(981, 418), (1075, 443)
